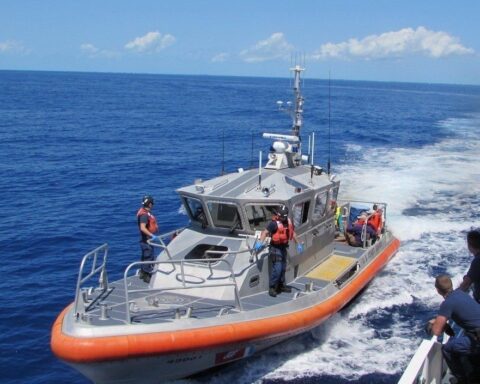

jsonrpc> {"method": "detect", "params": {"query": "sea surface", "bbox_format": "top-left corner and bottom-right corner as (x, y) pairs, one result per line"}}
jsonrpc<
(1, 70), (479, 384)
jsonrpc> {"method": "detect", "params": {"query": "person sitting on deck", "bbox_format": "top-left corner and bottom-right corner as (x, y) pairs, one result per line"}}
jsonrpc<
(345, 213), (378, 247)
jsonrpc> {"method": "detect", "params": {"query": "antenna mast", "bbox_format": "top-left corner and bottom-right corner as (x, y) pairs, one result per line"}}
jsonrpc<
(327, 71), (331, 175)
(291, 65), (305, 138)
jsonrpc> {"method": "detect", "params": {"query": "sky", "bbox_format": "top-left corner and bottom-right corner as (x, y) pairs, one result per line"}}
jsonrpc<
(1, 0), (479, 85)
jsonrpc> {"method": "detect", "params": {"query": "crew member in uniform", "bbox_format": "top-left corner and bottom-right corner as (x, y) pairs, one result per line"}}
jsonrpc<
(426, 275), (480, 383)
(459, 228), (480, 304)
(136, 195), (159, 283)
(255, 206), (304, 297)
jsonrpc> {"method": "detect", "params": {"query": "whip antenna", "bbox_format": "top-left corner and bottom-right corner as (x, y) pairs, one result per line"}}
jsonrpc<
(221, 127), (225, 175)
(327, 71), (332, 175)
(250, 130), (254, 169)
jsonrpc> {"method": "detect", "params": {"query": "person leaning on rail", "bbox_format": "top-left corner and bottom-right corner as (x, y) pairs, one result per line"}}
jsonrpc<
(425, 275), (480, 384)
(459, 228), (480, 304)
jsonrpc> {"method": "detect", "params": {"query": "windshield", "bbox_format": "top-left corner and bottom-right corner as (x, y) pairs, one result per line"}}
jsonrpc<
(207, 201), (242, 229)
(183, 197), (208, 227)
(245, 204), (281, 231)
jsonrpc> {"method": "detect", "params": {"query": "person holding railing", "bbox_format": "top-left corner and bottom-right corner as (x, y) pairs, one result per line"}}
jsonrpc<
(426, 275), (480, 383)
(136, 195), (159, 284)
(255, 205), (304, 297)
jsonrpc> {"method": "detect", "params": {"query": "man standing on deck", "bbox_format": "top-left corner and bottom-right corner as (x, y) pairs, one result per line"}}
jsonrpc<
(255, 206), (303, 297)
(136, 195), (159, 283)
(459, 228), (480, 304)
(427, 275), (480, 383)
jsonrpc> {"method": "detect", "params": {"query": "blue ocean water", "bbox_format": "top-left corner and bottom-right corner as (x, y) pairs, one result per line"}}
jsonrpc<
(1, 70), (479, 384)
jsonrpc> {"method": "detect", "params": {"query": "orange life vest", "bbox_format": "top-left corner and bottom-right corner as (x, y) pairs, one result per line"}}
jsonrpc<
(369, 211), (383, 233)
(136, 207), (159, 234)
(271, 219), (294, 245)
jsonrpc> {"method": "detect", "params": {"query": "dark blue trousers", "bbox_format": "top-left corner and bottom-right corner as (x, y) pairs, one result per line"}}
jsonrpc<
(269, 246), (287, 289)
(140, 242), (154, 273)
(442, 334), (480, 381)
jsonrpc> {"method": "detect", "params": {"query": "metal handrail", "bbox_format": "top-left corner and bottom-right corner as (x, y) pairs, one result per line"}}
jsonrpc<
(147, 228), (185, 260)
(123, 258), (243, 324)
(73, 243), (109, 317)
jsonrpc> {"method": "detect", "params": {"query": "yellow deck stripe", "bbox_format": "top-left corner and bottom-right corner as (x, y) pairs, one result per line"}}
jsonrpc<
(306, 254), (357, 282)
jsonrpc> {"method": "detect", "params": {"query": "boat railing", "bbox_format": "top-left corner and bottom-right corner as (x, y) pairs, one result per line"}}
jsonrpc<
(123, 257), (243, 324)
(73, 243), (109, 318)
(398, 332), (451, 384)
(147, 228), (185, 260)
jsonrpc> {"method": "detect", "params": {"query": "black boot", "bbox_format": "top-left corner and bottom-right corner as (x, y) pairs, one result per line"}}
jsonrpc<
(139, 270), (151, 283)
(268, 287), (277, 297)
(277, 284), (292, 293)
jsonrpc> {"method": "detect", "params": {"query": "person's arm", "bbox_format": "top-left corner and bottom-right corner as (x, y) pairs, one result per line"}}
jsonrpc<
(459, 275), (472, 292)
(431, 315), (448, 336)
(259, 229), (269, 242)
(139, 222), (155, 238)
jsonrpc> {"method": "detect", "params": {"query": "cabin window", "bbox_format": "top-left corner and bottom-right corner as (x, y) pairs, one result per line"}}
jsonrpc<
(207, 202), (242, 230)
(327, 185), (339, 215)
(312, 191), (328, 221)
(245, 204), (281, 231)
(293, 200), (310, 227)
(184, 244), (228, 260)
(183, 197), (208, 227)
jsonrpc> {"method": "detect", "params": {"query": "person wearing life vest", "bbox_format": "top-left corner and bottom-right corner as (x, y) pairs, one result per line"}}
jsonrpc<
(368, 204), (383, 235)
(137, 195), (159, 283)
(255, 206), (304, 297)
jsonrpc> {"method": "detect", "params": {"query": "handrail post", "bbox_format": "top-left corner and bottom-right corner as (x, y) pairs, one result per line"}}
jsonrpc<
(73, 243), (109, 318)
(123, 264), (132, 324)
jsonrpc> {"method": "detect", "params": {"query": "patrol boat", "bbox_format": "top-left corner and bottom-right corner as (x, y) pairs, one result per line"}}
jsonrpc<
(51, 66), (400, 383)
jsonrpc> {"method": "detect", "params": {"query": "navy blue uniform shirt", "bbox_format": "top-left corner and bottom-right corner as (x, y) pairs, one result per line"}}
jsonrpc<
(438, 289), (480, 333)
(466, 254), (480, 302)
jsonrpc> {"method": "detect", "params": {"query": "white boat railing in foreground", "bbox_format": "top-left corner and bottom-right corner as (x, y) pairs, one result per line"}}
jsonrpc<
(398, 335), (449, 384)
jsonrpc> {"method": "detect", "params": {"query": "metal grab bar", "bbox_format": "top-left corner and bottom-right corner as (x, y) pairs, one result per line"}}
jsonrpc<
(73, 243), (109, 317)
(147, 228), (185, 260)
(123, 258), (243, 324)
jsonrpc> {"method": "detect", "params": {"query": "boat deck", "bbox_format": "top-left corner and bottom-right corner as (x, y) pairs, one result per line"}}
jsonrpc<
(79, 240), (369, 326)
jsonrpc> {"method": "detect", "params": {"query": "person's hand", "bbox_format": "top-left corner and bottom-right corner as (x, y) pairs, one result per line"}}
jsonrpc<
(296, 243), (304, 254)
(150, 235), (159, 242)
(254, 241), (264, 252)
(444, 323), (455, 337)
(424, 319), (435, 336)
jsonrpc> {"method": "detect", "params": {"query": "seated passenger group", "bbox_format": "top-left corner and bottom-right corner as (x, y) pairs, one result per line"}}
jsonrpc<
(345, 204), (383, 247)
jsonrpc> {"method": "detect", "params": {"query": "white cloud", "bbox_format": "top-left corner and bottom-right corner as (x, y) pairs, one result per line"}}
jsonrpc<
(312, 27), (474, 60)
(80, 43), (119, 58)
(211, 52), (229, 63)
(80, 43), (99, 55)
(124, 31), (175, 53)
(0, 40), (27, 54)
(240, 32), (294, 63)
